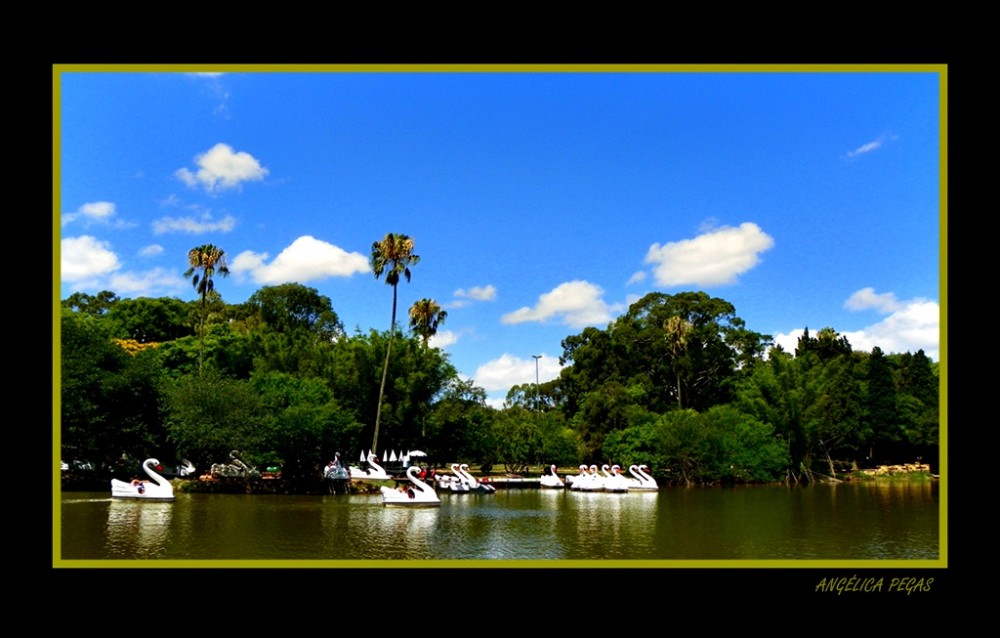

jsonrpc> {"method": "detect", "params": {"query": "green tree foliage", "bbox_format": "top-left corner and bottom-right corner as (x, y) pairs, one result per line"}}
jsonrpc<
(426, 377), (495, 464)
(106, 296), (193, 343)
(245, 282), (344, 341)
(62, 290), (120, 316)
(369, 232), (419, 454)
(249, 371), (363, 485)
(61, 309), (165, 467)
(490, 408), (541, 474)
(700, 405), (789, 483)
(864, 347), (903, 464)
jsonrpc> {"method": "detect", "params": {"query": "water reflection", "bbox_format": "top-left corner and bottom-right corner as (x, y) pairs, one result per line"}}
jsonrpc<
(105, 499), (174, 559)
(59, 481), (940, 562)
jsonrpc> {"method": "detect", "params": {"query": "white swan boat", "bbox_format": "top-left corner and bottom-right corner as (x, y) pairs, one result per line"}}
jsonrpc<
(111, 458), (175, 501)
(625, 464), (659, 491)
(539, 464), (566, 489)
(380, 465), (441, 507)
(438, 463), (470, 492)
(350, 453), (392, 480)
(459, 463), (496, 493)
(603, 464), (631, 493)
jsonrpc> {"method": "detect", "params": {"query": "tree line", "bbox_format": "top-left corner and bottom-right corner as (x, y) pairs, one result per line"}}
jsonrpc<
(59, 239), (939, 487)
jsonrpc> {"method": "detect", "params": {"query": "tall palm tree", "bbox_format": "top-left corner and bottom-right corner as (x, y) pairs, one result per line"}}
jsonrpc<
(184, 244), (230, 377)
(408, 298), (447, 348)
(370, 233), (420, 455)
(664, 315), (693, 409)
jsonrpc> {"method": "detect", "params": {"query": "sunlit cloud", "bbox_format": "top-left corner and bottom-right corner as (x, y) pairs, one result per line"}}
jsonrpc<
(62, 201), (133, 228)
(175, 143), (269, 193)
(844, 287), (903, 313)
(626, 271), (646, 285)
(644, 222), (774, 287)
(105, 268), (189, 297)
(152, 212), (237, 235)
(429, 330), (459, 349)
(455, 285), (497, 301)
(501, 280), (623, 328)
(230, 235), (369, 285)
(139, 244), (164, 257)
(61, 236), (121, 282)
(473, 353), (562, 393)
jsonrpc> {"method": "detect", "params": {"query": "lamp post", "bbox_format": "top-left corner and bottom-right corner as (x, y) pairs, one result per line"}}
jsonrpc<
(532, 355), (542, 414)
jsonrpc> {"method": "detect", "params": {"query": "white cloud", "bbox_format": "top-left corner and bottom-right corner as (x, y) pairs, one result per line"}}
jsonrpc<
(473, 353), (562, 393)
(626, 271), (646, 285)
(429, 330), (459, 349)
(230, 235), (370, 285)
(175, 143), (269, 193)
(501, 280), (623, 328)
(152, 212), (237, 235)
(62, 201), (123, 227)
(106, 268), (189, 297)
(844, 287), (903, 313)
(844, 133), (898, 159)
(455, 285), (497, 301)
(644, 222), (774, 287)
(61, 236), (121, 282)
(773, 292), (939, 361)
(139, 244), (164, 257)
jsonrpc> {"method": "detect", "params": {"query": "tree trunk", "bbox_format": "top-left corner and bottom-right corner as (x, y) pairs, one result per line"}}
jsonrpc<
(372, 284), (398, 455)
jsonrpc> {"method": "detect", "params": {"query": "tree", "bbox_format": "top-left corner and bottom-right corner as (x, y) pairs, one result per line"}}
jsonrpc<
(664, 315), (693, 409)
(183, 244), (230, 376)
(408, 298), (447, 347)
(369, 233), (420, 455)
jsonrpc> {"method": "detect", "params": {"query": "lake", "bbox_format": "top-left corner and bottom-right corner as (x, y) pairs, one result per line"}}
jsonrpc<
(56, 479), (941, 566)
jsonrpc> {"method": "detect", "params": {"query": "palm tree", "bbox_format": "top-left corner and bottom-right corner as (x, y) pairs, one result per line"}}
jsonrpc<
(408, 298), (447, 347)
(664, 315), (693, 409)
(184, 244), (230, 377)
(370, 233), (420, 455)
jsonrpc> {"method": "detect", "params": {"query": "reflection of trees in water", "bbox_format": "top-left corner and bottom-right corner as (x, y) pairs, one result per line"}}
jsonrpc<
(105, 500), (173, 559)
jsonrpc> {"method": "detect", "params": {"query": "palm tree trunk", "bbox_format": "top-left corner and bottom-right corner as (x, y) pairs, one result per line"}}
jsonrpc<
(372, 284), (398, 455)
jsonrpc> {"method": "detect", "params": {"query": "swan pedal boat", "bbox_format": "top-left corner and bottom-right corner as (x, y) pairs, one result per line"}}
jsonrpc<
(381, 466), (441, 507)
(350, 453), (393, 481)
(110, 458), (175, 501)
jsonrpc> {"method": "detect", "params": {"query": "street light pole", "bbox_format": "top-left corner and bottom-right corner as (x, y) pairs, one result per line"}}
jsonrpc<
(532, 355), (542, 414)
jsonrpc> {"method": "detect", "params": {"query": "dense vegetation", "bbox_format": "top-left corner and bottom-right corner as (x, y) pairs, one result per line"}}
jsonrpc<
(59, 246), (939, 487)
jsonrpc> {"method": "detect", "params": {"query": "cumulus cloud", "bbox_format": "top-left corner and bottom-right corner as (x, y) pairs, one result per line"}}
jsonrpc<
(455, 285), (497, 301)
(139, 244), (164, 257)
(501, 280), (623, 328)
(62, 201), (127, 227)
(626, 271), (646, 285)
(105, 268), (189, 297)
(230, 235), (369, 285)
(175, 143), (268, 193)
(773, 290), (939, 361)
(429, 330), (459, 349)
(472, 353), (562, 392)
(844, 287), (903, 313)
(152, 212), (237, 235)
(644, 222), (774, 287)
(61, 236), (121, 282)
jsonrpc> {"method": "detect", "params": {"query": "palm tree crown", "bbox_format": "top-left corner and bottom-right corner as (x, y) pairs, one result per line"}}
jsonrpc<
(409, 298), (447, 347)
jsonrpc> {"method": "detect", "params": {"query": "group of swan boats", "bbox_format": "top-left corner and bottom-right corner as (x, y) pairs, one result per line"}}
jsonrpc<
(109, 455), (658, 509)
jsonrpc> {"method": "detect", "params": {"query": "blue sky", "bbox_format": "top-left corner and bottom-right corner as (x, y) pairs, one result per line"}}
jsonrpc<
(57, 66), (943, 407)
